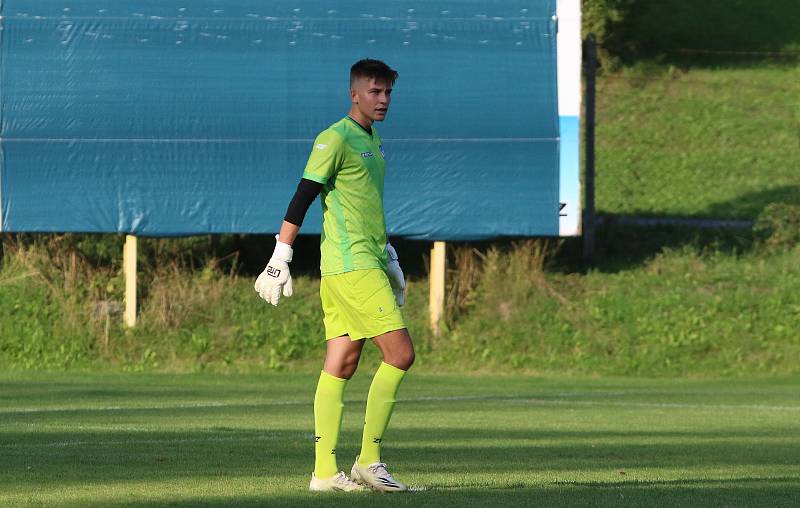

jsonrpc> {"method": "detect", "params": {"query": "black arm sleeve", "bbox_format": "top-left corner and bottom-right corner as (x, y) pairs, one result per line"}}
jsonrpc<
(284, 178), (323, 227)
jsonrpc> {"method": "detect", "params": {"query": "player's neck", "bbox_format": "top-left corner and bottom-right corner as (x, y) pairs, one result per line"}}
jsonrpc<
(347, 109), (374, 133)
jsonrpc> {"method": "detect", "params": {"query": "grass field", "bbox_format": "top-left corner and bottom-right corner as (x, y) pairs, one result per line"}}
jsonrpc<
(2, 373), (799, 507)
(595, 64), (800, 220)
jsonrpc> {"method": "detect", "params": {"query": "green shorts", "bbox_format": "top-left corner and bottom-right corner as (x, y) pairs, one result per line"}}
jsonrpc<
(319, 268), (406, 341)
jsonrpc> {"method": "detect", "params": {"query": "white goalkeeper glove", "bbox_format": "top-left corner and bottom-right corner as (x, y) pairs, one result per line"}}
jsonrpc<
(254, 235), (294, 306)
(386, 242), (406, 307)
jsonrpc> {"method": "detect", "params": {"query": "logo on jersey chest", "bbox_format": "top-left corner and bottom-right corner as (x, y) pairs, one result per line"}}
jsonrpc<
(361, 145), (384, 158)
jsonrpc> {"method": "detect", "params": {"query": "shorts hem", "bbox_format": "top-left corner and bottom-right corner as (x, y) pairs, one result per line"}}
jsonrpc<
(325, 323), (407, 341)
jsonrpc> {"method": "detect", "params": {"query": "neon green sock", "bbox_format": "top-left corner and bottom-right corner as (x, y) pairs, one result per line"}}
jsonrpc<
(314, 370), (347, 479)
(358, 362), (407, 466)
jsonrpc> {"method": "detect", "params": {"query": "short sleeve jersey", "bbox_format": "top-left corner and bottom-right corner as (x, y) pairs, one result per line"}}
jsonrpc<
(302, 117), (388, 276)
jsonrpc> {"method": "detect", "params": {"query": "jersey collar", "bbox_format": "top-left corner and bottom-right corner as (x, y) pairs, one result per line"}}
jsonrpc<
(346, 116), (373, 137)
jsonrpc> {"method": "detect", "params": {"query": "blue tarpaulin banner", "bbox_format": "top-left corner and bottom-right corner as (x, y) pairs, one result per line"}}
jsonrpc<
(0, 0), (580, 239)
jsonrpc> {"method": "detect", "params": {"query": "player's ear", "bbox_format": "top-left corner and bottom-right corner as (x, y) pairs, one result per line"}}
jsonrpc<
(350, 86), (358, 104)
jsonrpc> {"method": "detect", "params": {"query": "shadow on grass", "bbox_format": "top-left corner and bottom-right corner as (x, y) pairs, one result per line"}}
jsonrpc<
(3, 425), (799, 486)
(703, 185), (800, 220)
(602, 0), (800, 69)
(560, 220), (752, 274)
(555, 185), (800, 273)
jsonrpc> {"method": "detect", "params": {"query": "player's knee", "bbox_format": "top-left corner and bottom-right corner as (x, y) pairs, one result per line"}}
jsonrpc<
(403, 349), (415, 370)
(339, 367), (357, 379)
(326, 354), (361, 379)
(342, 357), (362, 378)
(388, 349), (414, 371)
(332, 362), (358, 379)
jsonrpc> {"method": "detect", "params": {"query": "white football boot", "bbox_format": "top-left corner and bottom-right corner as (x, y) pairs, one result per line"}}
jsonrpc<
(350, 457), (408, 492)
(309, 471), (367, 492)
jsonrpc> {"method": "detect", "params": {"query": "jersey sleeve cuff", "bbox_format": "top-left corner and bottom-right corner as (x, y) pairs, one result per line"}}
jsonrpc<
(301, 172), (328, 184)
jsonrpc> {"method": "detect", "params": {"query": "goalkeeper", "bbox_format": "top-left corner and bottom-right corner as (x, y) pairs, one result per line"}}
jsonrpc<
(255, 59), (413, 493)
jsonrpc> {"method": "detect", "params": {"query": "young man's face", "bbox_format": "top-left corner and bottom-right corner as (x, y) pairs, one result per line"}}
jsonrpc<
(350, 76), (393, 124)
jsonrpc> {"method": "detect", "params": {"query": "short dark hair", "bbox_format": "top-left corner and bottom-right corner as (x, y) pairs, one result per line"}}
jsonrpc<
(350, 59), (398, 87)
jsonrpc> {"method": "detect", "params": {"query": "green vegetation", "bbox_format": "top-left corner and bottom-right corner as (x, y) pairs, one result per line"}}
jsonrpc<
(595, 65), (799, 219)
(753, 203), (800, 252)
(448, 243), (800, 376)
(584, 0), (800, 66)
(2, 235), (799, 376)
(1, 373), (798, 507)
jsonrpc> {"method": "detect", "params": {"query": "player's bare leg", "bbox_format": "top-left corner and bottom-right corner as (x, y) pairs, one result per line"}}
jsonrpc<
(324, 335), (365, 379)
(372, 328), (415, 371)
(352, 328), (413, 491)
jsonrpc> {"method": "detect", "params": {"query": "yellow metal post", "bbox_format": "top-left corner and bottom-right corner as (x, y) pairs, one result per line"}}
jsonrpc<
(123, 235), (137, 327)
(429, 241), (446, 336)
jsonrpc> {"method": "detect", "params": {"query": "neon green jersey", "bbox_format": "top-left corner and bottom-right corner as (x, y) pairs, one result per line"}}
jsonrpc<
(302, 117), (388, 276)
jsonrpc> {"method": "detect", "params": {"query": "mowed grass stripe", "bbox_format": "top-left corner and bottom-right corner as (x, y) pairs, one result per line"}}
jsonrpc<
(3, 395), (800, 415)
(1, 374), (799, 507)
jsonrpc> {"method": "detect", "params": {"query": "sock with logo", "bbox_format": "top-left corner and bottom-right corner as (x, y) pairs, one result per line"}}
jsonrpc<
(314, 370), (347, 479)
(358, 362), (407, 466)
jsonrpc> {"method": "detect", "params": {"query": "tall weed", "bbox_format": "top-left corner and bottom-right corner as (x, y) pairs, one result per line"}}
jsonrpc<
(445, 239), (558, 326)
